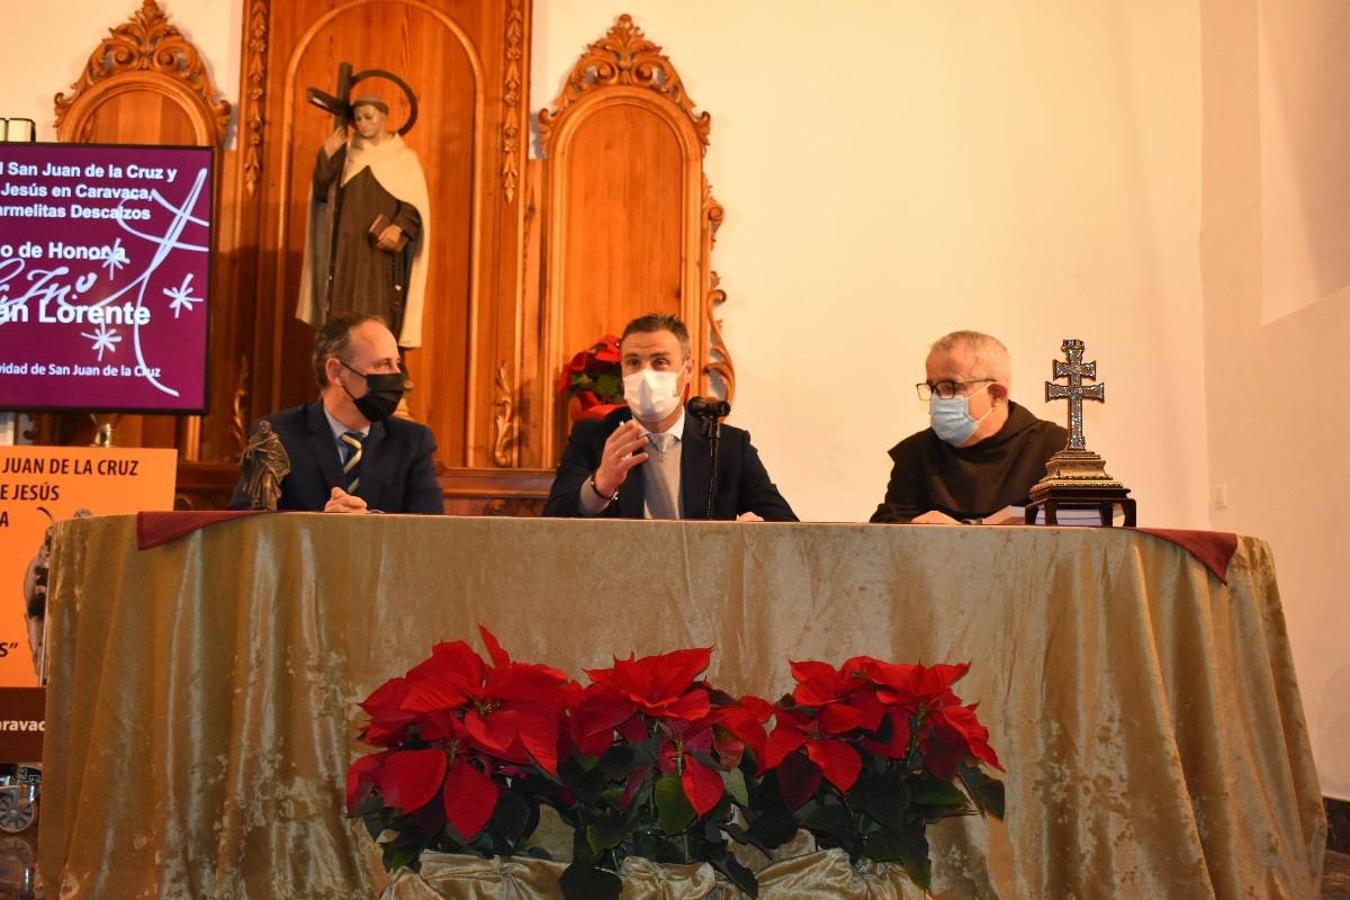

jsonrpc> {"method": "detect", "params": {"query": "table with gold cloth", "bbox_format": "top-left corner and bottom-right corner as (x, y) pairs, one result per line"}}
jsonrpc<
(39, 515), (1324, 898)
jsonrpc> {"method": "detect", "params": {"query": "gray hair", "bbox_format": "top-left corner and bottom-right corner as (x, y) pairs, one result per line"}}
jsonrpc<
(930, 331), (1011, 383)
(312, 313), (388, 387)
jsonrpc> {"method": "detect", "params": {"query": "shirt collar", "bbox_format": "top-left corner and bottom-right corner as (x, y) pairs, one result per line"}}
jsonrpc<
(634, 411), (685, 443)
(323, 406), (369, 444)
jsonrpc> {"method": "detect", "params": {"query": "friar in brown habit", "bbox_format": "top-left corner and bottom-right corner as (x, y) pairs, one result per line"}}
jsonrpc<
(298, 95), (432, 349)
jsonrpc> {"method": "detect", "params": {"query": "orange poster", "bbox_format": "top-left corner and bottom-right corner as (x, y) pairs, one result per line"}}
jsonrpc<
(0, 446), (177, 690)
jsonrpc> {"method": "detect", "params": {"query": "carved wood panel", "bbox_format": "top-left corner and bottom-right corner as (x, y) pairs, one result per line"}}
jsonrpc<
(531, 15), (733, 465)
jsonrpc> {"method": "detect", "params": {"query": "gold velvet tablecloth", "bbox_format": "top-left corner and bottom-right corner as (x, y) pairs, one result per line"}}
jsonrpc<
(39, 515), (1325, 898)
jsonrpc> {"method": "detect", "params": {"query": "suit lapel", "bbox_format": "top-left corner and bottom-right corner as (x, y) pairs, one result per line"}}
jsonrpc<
(681, 418), (712, 520)
(305, 402), (346, 494)
(356, 419), (389, 506)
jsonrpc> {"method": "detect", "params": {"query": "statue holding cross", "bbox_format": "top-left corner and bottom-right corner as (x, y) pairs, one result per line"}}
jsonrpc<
(1025, 338), (1136, 526)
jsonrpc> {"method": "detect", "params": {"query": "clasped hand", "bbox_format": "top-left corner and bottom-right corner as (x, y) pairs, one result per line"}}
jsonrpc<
(324, 486), (368, 514)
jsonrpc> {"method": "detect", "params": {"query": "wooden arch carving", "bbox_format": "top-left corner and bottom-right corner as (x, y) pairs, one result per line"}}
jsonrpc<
(37, 0), (229, 458)
(53, 0), (231, 147)
(536, 14), (733, 460)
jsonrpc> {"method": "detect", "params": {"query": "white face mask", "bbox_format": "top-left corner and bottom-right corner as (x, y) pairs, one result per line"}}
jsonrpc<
(623, 368), (682, 422)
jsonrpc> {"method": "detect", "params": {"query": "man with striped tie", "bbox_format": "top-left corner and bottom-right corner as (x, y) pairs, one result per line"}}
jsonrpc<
(229, 313), (442, 514)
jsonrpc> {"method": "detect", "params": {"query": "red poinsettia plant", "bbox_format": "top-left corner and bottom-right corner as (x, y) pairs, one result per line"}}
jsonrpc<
(347, 635), (1004, 898)
(553, 647), (770, 897)
(556, 334), (624, 414)
(346, 627), (573, 873)
(741, 657), (1005, 891)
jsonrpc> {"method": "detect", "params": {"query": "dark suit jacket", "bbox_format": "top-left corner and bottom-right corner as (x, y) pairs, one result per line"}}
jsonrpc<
(544, 407), (797, 521)
(229, 402), (443, 514)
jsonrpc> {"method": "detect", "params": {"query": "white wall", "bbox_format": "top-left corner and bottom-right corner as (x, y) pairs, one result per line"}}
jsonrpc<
(534, 0), (1209, 526)
(4, 1), (240, 143)
(1200, 0), (1350, 800)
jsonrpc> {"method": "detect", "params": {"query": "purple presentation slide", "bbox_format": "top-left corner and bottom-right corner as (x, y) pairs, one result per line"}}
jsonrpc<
(0, 143), (213, 412)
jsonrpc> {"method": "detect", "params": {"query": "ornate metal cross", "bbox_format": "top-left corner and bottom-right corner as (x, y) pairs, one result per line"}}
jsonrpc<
(1045, 339), (1104, 451)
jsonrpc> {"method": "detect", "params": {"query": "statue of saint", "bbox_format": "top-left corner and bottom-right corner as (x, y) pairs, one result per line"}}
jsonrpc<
(297, 95), (431, 348)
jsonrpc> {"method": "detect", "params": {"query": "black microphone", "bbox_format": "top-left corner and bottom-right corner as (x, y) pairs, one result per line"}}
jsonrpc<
(686, 396), (730, 419)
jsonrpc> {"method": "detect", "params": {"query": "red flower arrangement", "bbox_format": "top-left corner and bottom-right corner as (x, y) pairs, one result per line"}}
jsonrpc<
(348, 632), (1003, 898)
(556, 334), (625, 421)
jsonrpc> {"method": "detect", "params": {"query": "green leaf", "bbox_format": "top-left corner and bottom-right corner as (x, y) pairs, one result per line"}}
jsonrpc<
(560, 862), (622, 900)
(958, 763), (1006, 819)
(852, 772), (910, 829)
(585, 819), (632, 854)
(598, 744), (638, 780)
(654, 773), (696, 834)
(722, 767), (750, 807)
(593, 373), (623, 402)
(864, 823), (931, 891)
(491, 791), (533, 846)
(802, 797), (854, 843)
(910, 775), (969, 808)
(744, 804), (798, 850)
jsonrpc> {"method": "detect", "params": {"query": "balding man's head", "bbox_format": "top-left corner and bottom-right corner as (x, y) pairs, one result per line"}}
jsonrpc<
(929, 331), (1011, 386)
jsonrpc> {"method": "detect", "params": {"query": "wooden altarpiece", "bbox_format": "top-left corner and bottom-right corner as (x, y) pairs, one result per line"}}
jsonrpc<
(521, 14), (734, 466)
(39, 5), (733, 515)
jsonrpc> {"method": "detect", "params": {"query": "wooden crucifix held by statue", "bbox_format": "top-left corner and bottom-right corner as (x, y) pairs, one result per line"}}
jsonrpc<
(296, 63), (432, 350)
(1025, 339), (1136, 526)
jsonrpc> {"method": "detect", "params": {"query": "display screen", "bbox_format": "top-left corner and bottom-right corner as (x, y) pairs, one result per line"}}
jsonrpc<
(0, 143), (213, 413)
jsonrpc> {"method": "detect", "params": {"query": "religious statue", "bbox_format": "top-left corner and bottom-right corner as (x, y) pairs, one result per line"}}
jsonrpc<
(239, 419), (292, 511)
(297, 66), (431, 349)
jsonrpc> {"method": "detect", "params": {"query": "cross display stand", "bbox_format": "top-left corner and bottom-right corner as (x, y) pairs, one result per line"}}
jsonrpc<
(1025, 339), (1136, 527)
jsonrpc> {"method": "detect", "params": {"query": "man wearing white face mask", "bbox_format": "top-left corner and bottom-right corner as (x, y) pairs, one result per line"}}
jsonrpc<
(870, 331), (1067, 525)
(544, 313), (797, 522)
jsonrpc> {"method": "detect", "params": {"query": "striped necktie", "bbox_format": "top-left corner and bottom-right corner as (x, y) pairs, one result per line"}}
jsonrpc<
(340, 431), (365, 493)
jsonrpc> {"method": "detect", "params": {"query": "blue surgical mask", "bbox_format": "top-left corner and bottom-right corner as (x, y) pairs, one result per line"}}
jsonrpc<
(930, 384), (993, 445)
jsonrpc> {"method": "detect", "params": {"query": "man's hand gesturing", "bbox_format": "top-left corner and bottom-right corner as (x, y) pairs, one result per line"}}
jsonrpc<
(593, 420), (649, 496)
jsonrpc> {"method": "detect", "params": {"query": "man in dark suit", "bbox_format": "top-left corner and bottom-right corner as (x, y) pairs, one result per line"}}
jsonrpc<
(544, 313), (796, 522)
(229, 313), (442, 514)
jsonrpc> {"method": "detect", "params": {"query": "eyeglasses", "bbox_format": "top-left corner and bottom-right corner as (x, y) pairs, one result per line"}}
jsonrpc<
(915, 379), (994, 400)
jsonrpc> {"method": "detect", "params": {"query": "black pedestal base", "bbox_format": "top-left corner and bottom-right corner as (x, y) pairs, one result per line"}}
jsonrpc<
(1025, 485), (1136, 527)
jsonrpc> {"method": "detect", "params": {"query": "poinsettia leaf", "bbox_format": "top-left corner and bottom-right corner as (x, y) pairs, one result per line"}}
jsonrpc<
(378, 748), (447, 814)
(802, 796), (855, 845)
(910, 774), (969, 809)
(806, 739), (862, 793)
(864, 822), (931, 891)
(681, 754), (725, 816)
(598, 743), (637, 779)
(490, 790), (533, 846)
(585, 818), (632, 854)
(442, 759), (498, 842)
(560, 863), (621, 900)
(775, 751), (823, 810)
(851, 771), (910, 830)
(654, 773), (696, 834)
(744, 803), (799, 850)
(721, 767), (750, 807)
(958, 762), (1005, 819)
(478, 626), (512, 668)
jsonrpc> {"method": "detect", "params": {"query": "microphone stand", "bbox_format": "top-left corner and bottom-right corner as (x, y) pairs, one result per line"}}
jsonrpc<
(702, 412), (721, 520)
(687, 397), (730, 519)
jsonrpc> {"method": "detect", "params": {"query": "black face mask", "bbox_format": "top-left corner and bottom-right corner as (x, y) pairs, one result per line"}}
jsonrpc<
(340, 361), (404, 422)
